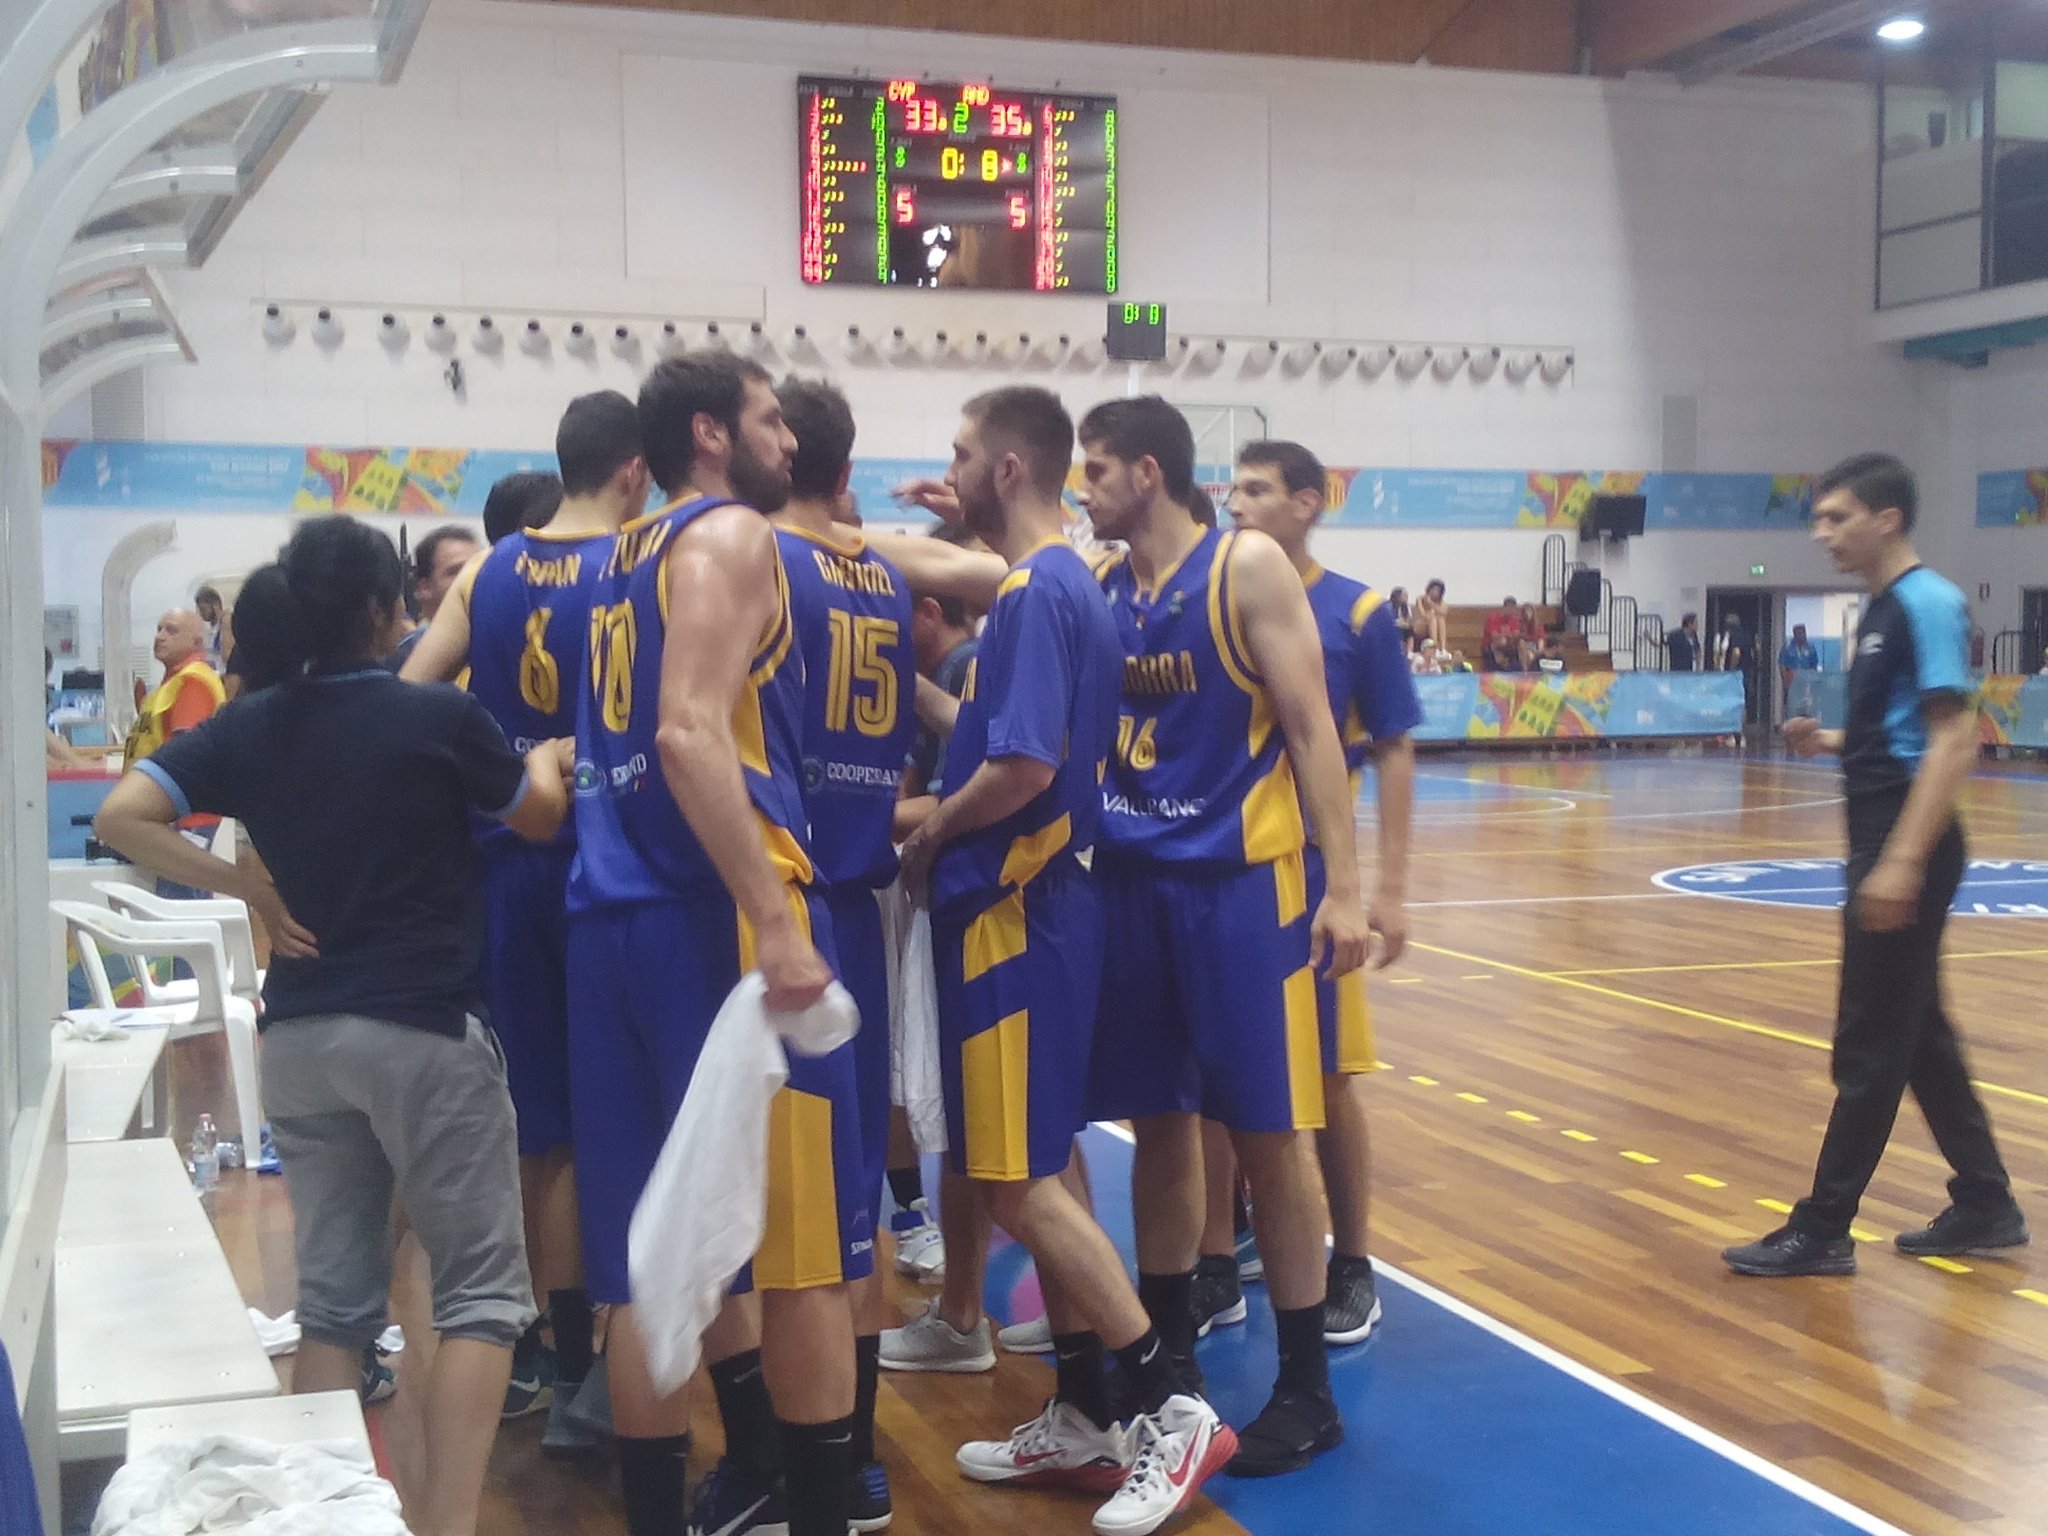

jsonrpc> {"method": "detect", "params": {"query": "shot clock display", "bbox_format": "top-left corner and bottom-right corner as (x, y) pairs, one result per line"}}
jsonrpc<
(799, 75), (1117, 292)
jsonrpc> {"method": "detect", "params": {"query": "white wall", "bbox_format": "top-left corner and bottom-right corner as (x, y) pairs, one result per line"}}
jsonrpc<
(56, 0), (1937, 658)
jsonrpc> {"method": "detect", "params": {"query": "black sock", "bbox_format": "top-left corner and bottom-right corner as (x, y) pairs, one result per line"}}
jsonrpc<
(617, 1434), (690, 1536)
(851, 1334), (880, 1465)
(1052, 1331), (1112, 1428)
(550, 1288), (595, 1386)
(709, 1348), (780, 1484)
(1110, 1327), (1177, 1417)
(1274, 1304), (1330, 1395)
(780, 1416), (854, 1536)
(1137, 1270), (1196, 1361)
(886, 1166), (925, 1213)
(511, 1319), (545, 1373)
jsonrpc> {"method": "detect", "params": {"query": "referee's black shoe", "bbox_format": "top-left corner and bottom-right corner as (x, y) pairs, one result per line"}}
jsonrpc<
(1894, 1203), (2029, 1258)
(1721, 1225), (1855, 1277)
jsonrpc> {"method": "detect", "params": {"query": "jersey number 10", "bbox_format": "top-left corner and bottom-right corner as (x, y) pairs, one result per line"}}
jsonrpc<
(587, 602), (637, 734)
(825, 612), (900, 738)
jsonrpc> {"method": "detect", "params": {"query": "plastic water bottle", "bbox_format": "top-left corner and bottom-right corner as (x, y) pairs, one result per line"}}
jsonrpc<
(190, 1114), (221, 1195)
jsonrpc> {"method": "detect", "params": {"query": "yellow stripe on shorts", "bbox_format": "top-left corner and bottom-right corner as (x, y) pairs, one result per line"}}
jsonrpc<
(1284, 966), (1326, 1129)
(1335, 970), (1376, 1074)
(754, 1087), (844, 1290)
(963, 1008), (1032, 1182)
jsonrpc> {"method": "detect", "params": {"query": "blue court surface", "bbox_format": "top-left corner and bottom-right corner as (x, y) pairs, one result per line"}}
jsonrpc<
(1654, 857), (2048, 917)
(958, 1125), (1903, 1536)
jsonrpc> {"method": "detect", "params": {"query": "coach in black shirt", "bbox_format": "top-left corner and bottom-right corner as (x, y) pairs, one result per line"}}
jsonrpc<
(1723, 454), (2025, 1279)
(95, 519), (570, 1536)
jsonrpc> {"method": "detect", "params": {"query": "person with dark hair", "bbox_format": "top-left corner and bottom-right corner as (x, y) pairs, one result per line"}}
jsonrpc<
(889, 387), (1234, 1532)
(1409, 578), (1447, 653)
(1075, 397), (1370, 1477)
(387, 523), (483, 671)
(696, 372), (918, 1531)
(1724, 453), (2025, 1278)
(481, 470), (565, 545)
(194, 584), (227, 666)
(92, 516), (570, 1536)
(1181, 481), (1218, 528)
(1666, 611), (1700, 672)
(573, 352), (864, 1536)
(403, 387), (649, 1449)
(1221, 440), (1421, 1347)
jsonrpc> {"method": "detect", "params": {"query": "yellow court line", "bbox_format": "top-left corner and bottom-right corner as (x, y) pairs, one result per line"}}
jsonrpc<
(1549, 948), (2048, 979)
(1507, 1110), (1543, 1123)
(1561, 1129), (1597, 1143)
(1921, 1256), (1973, 1275)
(1410, 940), (2048, 1109)
(1409, 1075), (1439, 1087)
(1757, 1198), (1794, 1214)
(1686, 1174), (1726, 1189)
(2017, 1289), (2048, 1308)
(1456, 1091), (1490, 1103)
(1621, 1150), (1659, 1165)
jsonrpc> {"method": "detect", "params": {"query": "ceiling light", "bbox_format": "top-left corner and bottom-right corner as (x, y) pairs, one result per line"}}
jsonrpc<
(1876, 17), (1925, 43)
(260, 304), (294, 345)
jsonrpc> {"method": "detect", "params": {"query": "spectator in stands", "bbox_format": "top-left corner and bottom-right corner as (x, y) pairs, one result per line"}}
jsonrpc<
(1518, 603), (1542, 667)
(1718, 613), (1754, 722)
(1779, 622), (1820, 706)
(1483, 631), (1523, 672)
(1410, 638), (1447, 676)
(1483, 596), (1523, 658)
(1388, 587), (1412, 649)
(1410, 579), (1448, 653)
(94, 519), (570, 1536)
(1666, 612), (1700, 672)
(1536, 632), (1566, 674)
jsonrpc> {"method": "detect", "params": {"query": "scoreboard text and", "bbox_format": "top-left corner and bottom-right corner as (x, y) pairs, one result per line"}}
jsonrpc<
(799, 75), (1118, 292)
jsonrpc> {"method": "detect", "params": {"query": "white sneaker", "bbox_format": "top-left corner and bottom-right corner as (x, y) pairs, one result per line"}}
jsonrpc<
(998, 1314), (1053, 1355)
(1091, 1395), (1236, 1536)
(879, 1299), (994, 1374)
(891, 1201), (946, 1282)
(957, 1398), (1132, 1493)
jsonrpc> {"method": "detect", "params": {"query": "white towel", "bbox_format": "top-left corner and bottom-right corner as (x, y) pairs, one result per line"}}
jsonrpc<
(892, 910), (946, 1155)
(628, 973), (859, 1398)
(92, 1434), (406, 1535)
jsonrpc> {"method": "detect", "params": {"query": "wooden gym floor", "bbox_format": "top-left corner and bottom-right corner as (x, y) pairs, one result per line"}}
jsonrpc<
(186, 750), (2046, 1536)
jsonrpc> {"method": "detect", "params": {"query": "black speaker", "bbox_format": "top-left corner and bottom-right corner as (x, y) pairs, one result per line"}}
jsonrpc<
(1565, 568), (1603, 618)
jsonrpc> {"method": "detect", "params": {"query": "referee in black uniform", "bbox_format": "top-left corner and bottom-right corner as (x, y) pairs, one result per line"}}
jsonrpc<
(1724, 453), (2027, 1278)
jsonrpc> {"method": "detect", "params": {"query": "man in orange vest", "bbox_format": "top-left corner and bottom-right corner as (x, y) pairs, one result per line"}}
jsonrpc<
(127, 608), (226, 894)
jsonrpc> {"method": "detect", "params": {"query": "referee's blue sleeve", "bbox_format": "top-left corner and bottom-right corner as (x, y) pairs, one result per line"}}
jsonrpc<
(1900, 572), (1971, 698)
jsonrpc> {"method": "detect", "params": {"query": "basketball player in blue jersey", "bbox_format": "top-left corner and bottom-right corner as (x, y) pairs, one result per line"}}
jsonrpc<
(401, 396), (648, 1450)
(1222, 440), (1421, 1347)
(889, 386), (1232, 1536)
(568, 351), (867, 1536)
(762, 376), (917, 1530)
(1076, 396), (1371, 1478)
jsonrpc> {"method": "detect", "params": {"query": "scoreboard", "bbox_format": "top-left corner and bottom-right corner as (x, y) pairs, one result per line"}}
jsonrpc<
(799, 75), (1118, 292)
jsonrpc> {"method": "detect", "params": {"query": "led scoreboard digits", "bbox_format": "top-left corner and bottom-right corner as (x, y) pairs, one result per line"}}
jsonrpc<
(798, 74), (1118, 292)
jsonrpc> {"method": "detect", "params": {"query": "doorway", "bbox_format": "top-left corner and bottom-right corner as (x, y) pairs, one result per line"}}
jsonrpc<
(2023, 586), (2048, 675)
(1705, 589), (1773, 735)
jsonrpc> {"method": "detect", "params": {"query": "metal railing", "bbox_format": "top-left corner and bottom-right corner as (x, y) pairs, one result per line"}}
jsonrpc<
(1609, 594), (1637, 670)
(1541, 534), (1567, 606)
(1637, 613), (1666, 671)
(1991, 628), (2027, 674)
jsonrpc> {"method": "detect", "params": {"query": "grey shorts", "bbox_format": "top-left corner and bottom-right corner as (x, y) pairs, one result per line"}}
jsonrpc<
(262, 1013), (536, 1351)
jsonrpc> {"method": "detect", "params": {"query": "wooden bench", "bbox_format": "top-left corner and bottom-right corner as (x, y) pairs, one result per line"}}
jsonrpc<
(1, 1064), (68, 1532)
(54, 1138), (278, 1461)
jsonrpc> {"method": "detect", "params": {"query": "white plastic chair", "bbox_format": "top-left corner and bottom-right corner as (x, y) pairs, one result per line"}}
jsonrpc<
(52, 900), (263, 1148)
(93, 882), (264, 1007)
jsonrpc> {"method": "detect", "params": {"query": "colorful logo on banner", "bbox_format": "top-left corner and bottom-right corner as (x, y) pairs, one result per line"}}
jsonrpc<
(1790, 671), (2048, 748)
(1975, 467), (2048, 527)
(1409, 672), (1744, 741)
(40, 439), (1821, 532)
(1654, 858), (2048, 918)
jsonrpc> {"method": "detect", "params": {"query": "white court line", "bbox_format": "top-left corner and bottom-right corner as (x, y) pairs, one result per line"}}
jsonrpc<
(1082, 1120), (1909, 1536)
(1410, 892), (1688, 909)
(1369, 1263), (1914, 1536)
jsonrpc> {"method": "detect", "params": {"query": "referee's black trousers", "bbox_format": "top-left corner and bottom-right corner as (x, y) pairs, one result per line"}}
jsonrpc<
(1790, 817), (2014, 1238)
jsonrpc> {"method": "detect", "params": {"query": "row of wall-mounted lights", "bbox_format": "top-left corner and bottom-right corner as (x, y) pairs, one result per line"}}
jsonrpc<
(257, 304), (1575, 384)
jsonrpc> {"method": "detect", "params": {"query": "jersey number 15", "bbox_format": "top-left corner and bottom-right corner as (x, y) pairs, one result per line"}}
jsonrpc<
(825, 612), (899, 738)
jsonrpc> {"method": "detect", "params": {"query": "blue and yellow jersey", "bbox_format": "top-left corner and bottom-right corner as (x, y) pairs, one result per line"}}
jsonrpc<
(568, 496), (814, 909)
(464, 526), (613, 848)
(1095, 527), (1303, 871)
(930, 539), (1121, 914)
(776, 524), (918, 890)
(1302, 564), (1424, 792)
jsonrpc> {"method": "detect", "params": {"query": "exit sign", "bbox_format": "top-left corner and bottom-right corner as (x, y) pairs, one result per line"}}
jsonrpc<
(1749, 564), (1767, 577)
(1106, 300), (1167, 362)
